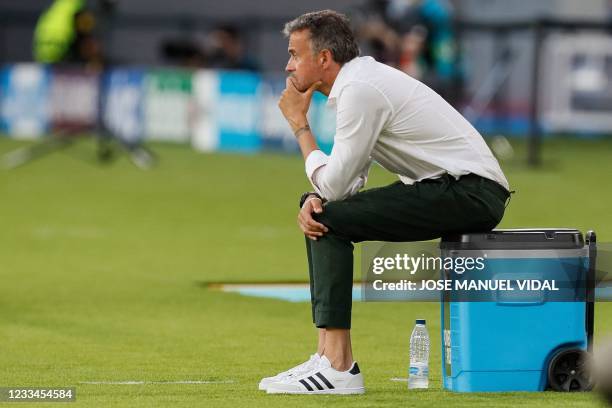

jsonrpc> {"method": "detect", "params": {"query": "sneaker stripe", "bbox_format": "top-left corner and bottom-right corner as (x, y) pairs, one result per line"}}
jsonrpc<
(298, 379), (314, 391)
(306, 376), (324, 390)
(315, 372), (335, 389)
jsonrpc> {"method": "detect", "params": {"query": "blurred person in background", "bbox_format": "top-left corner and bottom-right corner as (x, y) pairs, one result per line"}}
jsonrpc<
(161, 36), (208, 68)
(161, 24), (260, 71)
(34, 0), (111, 69)
(262, 9), (509, 395)
(206, 24), (260, 71)
(355, 0), (461, 102)
(33, 0), (154, 166)
(354, 0), (399, 65)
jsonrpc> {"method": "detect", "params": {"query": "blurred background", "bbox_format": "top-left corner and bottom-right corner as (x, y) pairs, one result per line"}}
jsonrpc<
(0, 1), (611, 406)
(0, 0), (611, 165)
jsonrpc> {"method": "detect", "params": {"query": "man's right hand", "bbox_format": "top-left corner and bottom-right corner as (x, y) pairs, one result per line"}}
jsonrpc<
(298, 196), (329, 240)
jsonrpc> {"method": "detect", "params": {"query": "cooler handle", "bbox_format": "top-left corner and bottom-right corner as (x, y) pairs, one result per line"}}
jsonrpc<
(585, 230), (596, 353)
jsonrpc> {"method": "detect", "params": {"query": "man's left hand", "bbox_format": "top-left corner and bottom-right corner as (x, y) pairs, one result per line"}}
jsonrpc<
(298, 195), (328, 240)
(278, 78), (321, 132)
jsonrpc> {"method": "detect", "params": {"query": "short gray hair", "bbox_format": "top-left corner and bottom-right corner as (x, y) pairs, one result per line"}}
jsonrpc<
(283, 10), (360, 65)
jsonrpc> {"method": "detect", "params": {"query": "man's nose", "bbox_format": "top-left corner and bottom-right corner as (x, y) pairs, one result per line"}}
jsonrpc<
(285, 60), (294, 73)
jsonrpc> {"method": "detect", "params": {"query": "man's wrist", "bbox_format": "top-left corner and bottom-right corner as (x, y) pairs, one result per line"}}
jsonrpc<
(294, 124), (311, 138)
(289, 116), (309, 133)
(299, 192), (324, 208)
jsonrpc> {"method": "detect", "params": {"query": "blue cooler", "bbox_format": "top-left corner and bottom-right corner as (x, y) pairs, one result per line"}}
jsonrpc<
(440, 229), (596, 392)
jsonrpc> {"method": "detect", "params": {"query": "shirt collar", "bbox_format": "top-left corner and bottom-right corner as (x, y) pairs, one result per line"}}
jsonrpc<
(326, 56), (362, 106)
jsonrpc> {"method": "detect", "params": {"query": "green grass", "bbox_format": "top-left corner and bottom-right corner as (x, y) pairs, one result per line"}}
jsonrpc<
(0, 136), (610, 407)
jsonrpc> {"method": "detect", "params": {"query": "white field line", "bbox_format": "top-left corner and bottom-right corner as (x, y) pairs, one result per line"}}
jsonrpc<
(80, 380), (235, 385)
(390, 377), (409, 382)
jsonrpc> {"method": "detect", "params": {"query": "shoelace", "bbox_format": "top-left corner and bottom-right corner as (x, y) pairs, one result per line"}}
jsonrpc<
(281, 357), (331, 384)
(281, 356), (319, 379)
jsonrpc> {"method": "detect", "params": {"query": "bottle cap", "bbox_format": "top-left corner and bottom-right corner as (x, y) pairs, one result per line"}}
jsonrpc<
(416, 319), (426, 325)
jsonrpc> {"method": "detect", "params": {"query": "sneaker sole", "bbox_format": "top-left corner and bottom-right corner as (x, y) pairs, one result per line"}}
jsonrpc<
(266, 387), (365, 395)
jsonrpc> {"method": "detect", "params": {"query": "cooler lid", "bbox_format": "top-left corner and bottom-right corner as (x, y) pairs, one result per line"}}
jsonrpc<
(440, 228), (584, 250)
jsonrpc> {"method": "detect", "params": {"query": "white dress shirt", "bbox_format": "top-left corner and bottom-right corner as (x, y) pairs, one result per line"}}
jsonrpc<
(305, 56), (509, 201)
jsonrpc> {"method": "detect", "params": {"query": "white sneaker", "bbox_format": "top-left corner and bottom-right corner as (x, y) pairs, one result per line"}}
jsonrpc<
(266, 355), (365, 395)
(258, 353), (320, 391)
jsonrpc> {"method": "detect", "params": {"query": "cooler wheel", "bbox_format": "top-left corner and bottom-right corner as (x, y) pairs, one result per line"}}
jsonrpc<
(547, 348), (594, 392)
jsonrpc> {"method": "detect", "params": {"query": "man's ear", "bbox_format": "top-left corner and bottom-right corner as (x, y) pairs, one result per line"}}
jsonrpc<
(319, 49), (333, 68)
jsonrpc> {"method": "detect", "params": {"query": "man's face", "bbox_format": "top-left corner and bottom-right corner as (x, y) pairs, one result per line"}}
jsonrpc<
(285, 29), (322, 92)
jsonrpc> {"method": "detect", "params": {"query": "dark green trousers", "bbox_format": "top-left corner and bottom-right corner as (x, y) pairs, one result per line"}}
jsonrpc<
(304, 173), (510, 329)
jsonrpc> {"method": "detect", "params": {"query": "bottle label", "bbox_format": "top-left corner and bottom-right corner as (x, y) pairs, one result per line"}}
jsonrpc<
(444, 329), (452, 365)
(409, 365), (429, 376)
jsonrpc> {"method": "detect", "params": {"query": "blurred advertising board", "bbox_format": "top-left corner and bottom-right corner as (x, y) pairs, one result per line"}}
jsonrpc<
(192, 70), (261, 152)
(0, 64), (338, 153)
(49, 68), (100, 131)
(540, 34), (612, 134)
(144, 69), (193, 143)
(101, 68), (145, 144)
(191, 70), (218, 151)
(0, 64), (50, 139)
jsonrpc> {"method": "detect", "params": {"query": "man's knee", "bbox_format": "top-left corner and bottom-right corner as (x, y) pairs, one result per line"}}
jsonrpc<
(312, 200), (348, 233)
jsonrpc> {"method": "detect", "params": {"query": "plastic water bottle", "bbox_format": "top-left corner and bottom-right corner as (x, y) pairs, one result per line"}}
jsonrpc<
(408, 319), (429, 389)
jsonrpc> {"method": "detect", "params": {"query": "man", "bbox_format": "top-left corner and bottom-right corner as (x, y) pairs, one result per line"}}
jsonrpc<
(261, 10), (510, 395)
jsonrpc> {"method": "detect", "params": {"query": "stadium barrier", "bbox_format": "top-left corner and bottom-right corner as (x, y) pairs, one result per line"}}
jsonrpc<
(0, 63), (336, 154)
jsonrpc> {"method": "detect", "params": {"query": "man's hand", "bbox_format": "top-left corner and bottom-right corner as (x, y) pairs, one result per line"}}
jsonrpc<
(298, 196), (329, 240)
(278, 78), (322, 132)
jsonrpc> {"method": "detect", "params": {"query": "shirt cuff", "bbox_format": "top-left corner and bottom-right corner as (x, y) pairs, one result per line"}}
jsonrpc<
(305, 149), (329, 181)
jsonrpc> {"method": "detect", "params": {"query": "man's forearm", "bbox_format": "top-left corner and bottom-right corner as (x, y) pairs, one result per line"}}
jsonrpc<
(296, 128), (319, 160)
(288, 115), (319, 160)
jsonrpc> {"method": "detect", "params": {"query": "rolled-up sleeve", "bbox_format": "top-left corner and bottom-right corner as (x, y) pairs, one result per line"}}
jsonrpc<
(305, 82), (392, 201)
